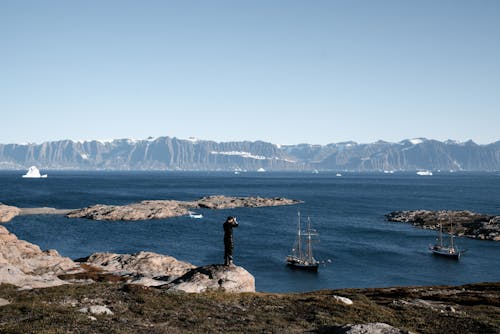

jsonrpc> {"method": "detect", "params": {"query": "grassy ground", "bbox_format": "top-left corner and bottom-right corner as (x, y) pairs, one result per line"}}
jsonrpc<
(0, 282), (498, 333)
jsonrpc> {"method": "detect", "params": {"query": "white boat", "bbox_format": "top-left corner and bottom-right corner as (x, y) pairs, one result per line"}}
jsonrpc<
(188, 212), (203, 219)
(417, 170), (433, 176)
(22, 166), (48, 178)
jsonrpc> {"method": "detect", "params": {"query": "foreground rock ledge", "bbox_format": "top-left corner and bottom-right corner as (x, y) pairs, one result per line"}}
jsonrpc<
(67, 195), (301, 221)
(77, 251), (196, 287)
(0, 225), (78, 289)
(386, 210), (500, 241)
(161, 264), (255, 293)
(1, 224), (255, 293)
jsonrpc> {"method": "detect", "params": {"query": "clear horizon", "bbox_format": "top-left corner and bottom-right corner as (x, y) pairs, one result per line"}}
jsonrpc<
(2, 1), (499, 145)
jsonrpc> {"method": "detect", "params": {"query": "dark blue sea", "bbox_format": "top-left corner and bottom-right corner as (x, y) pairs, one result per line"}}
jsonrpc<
(1, 171), (499, 292)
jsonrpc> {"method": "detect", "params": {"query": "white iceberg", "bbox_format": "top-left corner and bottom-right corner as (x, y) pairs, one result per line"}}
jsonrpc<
(257, 168), (266, 172)
(416, 170), (433, 176)
(22, 166), (48, 178)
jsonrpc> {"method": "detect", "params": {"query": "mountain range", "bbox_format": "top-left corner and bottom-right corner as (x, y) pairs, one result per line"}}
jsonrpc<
(0, 137), (499, 171)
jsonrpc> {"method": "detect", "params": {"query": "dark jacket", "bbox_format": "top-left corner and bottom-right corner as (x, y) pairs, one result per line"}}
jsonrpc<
(223, 219), (238, 243)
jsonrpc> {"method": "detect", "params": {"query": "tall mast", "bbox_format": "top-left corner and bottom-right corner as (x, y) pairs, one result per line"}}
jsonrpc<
(449, 213), (454, 249)
(439, 223), (443, 247)
(307, 217), (313, 261)
(297, 211), (302, 258)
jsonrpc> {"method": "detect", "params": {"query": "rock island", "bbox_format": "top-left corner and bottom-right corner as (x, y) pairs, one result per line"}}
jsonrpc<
(386, 210), (500, 241)
(66, 195), (301, 221)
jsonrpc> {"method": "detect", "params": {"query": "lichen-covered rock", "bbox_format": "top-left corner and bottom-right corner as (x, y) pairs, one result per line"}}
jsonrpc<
(67, 196), (301, 221)
(66, 201), (190, 221)
(0, 203), (21, 223)
(196, 195), (301, 209)
(82, 251), (196, 286)
(332, 322), (413, 334)
(78, 305), (114, 315)
(162, 264), (255, 293)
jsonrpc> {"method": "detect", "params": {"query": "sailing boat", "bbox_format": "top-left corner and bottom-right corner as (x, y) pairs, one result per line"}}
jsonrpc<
(429, 217), (462, 259)
(286, 211), (320, 271)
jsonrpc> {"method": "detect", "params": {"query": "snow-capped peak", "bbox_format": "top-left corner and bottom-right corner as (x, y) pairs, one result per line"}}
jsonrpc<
(409, 138), (425, 145)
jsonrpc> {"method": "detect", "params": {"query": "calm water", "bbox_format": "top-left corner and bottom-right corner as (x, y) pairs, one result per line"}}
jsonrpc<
(1, 171), (499, 292)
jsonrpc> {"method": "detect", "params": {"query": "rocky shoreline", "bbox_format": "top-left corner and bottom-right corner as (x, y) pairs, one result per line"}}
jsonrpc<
(385, 210), (500, 241)
(0, 224), (255, 293)
(0, 196), (301, 223)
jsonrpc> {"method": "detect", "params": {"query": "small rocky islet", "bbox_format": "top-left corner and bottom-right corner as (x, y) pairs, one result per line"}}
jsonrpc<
(385, 210), (500, 241)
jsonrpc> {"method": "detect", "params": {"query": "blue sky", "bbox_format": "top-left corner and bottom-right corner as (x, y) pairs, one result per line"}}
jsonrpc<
(1, 1), (499, 145)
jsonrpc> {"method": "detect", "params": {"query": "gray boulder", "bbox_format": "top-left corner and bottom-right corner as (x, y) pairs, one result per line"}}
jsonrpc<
(162, 264), (255, 293)
(331, 322), (413, 334)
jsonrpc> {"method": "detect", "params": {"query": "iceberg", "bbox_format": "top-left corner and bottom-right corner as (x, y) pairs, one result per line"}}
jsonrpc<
(257, 168), (266, 172)
(416, 170), (433, 176)
(22, 166), (48, 178)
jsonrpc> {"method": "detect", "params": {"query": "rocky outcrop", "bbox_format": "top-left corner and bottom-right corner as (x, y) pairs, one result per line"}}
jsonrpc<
(330, 323), (414, 334)
(333, 295), (353, 305)
(0, 225), (78, 289)
(162, 264), (255, 293)
(0, 224), (255, 292)
(196, 195), (300, 209)
(81, 251), (195, 286)
(67, 195), (301, 221)
(67, 201), (190, 221)
(0, 203), (21, 223)
(78, 305), (114, 316)
(385, 210), (500, 241)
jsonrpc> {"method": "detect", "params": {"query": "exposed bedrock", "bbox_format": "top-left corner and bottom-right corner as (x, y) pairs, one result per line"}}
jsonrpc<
(0, 225), (79, 289)
(385, 210), (500, 241)
(66, 195), (301, 221)
(0, 203), (21, 223)
(0, 225), (255, 293)
(161, 264), (256, 293)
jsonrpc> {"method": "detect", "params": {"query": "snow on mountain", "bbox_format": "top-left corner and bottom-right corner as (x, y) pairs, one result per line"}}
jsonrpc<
(210, 151), (267, 160)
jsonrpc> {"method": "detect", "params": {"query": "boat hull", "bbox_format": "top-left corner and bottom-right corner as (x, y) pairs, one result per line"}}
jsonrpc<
(287, 262), (319, 271)
(286, 257), (319, 271)
(429, 246), (460, 259)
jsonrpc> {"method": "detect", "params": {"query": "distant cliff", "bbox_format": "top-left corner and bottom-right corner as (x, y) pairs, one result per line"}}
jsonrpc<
(0, 137), (499, 171)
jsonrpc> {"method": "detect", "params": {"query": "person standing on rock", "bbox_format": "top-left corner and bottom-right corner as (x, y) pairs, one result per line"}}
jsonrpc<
(223, 216), (238, 266)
